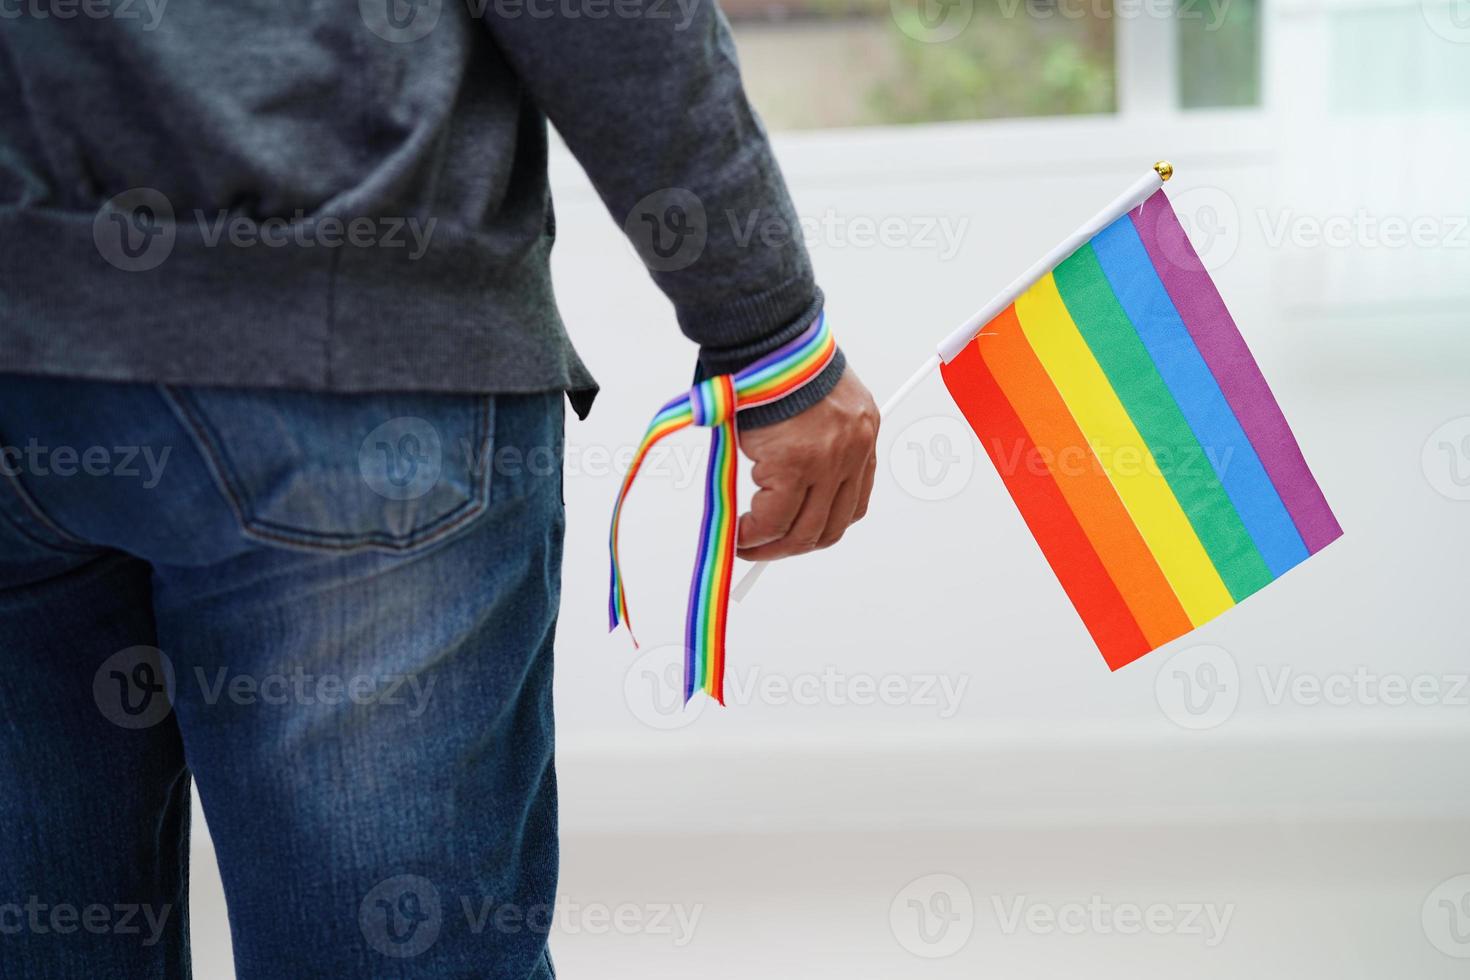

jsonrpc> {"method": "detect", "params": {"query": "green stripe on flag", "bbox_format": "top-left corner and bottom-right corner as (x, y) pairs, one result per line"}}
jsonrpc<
(1054, 244), (1273, 601)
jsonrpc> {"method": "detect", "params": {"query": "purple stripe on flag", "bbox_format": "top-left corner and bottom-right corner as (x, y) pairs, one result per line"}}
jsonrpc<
(1131, 190), (1342, 554)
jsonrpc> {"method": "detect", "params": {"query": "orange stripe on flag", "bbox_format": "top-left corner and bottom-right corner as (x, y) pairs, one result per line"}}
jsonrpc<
(979, 306), (1194, 649)
(941, 336), (1152, 668)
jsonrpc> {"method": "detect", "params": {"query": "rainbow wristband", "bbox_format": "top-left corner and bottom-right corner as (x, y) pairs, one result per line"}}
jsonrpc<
(608, 312), (838, 704)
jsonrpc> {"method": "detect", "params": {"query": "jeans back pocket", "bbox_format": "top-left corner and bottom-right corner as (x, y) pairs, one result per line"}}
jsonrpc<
(163, 386), (493, 553)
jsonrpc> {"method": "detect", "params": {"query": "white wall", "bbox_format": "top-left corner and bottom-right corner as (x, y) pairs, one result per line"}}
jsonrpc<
(545, 98), (1470, 832)
(185, 13), (1470, 976)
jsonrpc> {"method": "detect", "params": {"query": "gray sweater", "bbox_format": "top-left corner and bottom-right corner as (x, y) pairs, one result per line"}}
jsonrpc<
(0, 0), (841, 425)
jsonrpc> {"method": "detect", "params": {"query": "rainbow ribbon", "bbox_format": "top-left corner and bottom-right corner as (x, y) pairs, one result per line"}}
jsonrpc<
(609, 312), (838, 704)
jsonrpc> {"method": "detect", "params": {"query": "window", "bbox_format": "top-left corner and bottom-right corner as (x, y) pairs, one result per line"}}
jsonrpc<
(1177, 0), (1260, 108)
(729, 0), (1268, 128)
(728, 0), (1117, 130)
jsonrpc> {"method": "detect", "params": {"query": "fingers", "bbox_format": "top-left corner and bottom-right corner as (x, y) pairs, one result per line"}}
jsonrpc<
(732, 365), (882, 561)
(737, 482), (808, 553)
(851, 443), (877, 523)
(818, 440), (877, 547)
(817, 478), (860, 549)
(737, 477), (837, 561)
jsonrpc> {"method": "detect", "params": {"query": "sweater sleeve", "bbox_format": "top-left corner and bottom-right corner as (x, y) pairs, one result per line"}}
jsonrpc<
(475, 2), (843, 426)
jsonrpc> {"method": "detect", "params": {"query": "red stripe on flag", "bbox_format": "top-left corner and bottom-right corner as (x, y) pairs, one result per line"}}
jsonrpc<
(980, 306), (1194, 650)
(941, 339), (1153, 669)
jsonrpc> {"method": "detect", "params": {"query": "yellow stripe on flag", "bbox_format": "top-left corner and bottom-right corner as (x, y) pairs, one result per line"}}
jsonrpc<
(1015, 273), (1233, 624)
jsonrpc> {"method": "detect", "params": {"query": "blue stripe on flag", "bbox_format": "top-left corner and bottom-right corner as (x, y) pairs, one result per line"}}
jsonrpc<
(1093, 215), (1309, 577)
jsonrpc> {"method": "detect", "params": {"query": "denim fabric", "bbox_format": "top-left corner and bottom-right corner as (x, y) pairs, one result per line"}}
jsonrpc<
(0, 376), (564, 979)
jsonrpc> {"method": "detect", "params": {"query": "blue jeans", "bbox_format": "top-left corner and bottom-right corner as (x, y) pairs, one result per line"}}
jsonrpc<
(0, 377), (563, 979)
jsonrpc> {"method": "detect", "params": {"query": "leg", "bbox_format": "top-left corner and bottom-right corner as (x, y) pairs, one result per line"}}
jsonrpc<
(151, 390), (564, 979)
(0, 496), (190, 978)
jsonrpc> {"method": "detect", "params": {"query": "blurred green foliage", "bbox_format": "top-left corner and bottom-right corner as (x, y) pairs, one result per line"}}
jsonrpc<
(869, 0), (1116, 122)
(1178, 0), (1259, 108)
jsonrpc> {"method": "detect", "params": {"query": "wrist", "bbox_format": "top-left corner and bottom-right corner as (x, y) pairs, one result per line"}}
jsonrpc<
(735, 349), (846, 431)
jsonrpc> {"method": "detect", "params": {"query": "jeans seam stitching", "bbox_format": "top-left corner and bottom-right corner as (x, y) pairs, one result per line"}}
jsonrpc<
(157, 384), (257, 534)
(0, 469), (96, 551)
(0, 491), (95, 553)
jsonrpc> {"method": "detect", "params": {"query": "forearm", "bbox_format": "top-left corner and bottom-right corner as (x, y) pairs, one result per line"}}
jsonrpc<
(476, 5), (840, 423)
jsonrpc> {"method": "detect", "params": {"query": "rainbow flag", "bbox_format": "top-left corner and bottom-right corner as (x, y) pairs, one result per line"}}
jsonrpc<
(941, 190), (1341, 669)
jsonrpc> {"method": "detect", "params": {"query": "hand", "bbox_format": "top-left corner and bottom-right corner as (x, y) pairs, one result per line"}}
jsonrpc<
(735, 367), (880, 561)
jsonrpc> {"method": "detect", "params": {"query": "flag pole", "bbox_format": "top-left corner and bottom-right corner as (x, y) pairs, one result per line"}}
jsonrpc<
(733, 161), (1175, 602)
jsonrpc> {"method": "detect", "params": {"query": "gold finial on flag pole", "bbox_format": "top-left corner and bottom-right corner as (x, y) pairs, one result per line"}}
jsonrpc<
(1154, 160), (1174, 182)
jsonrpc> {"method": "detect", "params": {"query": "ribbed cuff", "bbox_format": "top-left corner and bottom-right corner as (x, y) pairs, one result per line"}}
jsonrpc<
(687, 287), (844, 430)
(736, 347), (846, 430)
